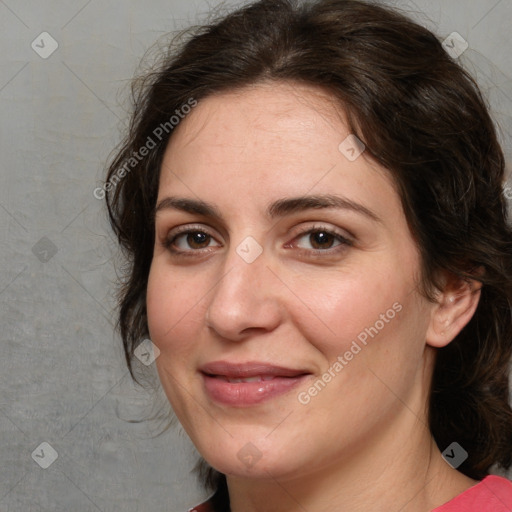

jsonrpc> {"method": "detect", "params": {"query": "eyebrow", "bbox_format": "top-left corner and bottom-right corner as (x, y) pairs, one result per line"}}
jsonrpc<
(154, 194), (381, 223)
(267, 195), (381, 222)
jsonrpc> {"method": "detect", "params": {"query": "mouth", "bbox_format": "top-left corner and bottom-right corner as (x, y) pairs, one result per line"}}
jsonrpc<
(210, 375), (280, 383)
(200, 361), (311, 406)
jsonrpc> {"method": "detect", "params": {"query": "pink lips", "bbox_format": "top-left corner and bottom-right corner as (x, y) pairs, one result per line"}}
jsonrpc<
(200, 361), (310, 407)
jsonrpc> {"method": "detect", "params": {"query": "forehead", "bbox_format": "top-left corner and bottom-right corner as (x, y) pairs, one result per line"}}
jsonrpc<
(158, 81), (396, 214)
(164, 83), (346, 167)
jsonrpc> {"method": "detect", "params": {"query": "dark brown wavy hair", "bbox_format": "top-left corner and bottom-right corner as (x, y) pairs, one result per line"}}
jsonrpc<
(104, 0), (512, 501)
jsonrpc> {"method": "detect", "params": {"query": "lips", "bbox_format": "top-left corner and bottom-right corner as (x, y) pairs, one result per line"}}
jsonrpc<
(200, 361), (311, 406)
(215, 375), (277, 383)
(202, 360), (309, 376)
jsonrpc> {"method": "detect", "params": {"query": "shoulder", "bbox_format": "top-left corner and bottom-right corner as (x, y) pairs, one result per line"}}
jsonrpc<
(433, 475), (512, 511)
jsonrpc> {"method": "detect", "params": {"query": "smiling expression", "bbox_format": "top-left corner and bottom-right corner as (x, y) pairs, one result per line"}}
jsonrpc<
(146, 81), (436, 480)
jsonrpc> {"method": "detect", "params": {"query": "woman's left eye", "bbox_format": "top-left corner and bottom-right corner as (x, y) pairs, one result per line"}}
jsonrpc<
(292, 228), (351, 251)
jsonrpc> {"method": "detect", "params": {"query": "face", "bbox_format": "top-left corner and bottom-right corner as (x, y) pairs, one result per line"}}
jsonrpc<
(146, 82), (435, 481)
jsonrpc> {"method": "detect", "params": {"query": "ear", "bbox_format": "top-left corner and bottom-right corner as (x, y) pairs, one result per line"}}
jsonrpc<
(426, 273), (482, 348)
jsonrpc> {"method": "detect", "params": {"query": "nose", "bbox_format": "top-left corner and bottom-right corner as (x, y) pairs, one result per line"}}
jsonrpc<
(205, 246), (283, 342)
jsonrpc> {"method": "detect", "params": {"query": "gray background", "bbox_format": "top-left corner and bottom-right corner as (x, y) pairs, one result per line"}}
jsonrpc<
(0, 1), (511, 511)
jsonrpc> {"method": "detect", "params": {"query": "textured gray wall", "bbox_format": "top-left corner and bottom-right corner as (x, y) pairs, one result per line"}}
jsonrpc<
(0, 1), (511, 511)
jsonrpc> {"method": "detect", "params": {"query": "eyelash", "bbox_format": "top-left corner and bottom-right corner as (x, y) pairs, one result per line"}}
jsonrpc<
(162, 224), (352, 257)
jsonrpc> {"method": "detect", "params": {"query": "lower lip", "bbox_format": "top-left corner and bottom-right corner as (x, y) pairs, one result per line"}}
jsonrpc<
(202, 373), (309, 406)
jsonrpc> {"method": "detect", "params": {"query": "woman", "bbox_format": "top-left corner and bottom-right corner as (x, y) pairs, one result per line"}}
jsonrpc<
(104, 0), (512, 510)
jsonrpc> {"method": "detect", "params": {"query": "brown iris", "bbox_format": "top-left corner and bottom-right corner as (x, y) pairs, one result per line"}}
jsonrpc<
(186, 232), (210, 249)
(309, 231), (335, 249)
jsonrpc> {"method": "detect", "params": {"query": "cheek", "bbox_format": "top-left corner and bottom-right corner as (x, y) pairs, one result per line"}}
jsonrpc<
(292, 279), (428, 423)
(146, 262), (211, 421)
(146, 262), (207, 358)
(286, 267), (410, 362)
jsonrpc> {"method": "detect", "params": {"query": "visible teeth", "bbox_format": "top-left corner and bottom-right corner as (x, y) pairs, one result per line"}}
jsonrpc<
(225, 376), (275, 383)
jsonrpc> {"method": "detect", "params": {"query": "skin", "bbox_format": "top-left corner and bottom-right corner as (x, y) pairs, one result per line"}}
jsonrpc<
(146, 81), (481, 512)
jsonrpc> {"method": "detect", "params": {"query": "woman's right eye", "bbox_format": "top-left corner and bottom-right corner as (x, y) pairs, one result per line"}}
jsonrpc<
(164, 229), (222, 253)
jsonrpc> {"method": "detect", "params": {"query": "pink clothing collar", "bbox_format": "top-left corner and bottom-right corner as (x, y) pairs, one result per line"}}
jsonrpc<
(188, 475), (512, 512)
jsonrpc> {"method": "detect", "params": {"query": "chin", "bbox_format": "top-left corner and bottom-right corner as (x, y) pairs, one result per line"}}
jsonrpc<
(196, 434), (308, 481)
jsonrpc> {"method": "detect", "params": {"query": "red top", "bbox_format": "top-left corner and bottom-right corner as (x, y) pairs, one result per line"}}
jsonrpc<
(187, 500), (215, 512)
(188, 475), (512, 512)
(432, 475), (512, 511)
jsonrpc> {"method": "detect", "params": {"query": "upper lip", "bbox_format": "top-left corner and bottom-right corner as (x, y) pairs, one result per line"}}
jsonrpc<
(200, 361), (310, 378)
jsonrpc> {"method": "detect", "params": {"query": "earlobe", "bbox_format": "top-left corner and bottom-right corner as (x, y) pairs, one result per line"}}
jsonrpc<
(426, 278), (482, 348)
